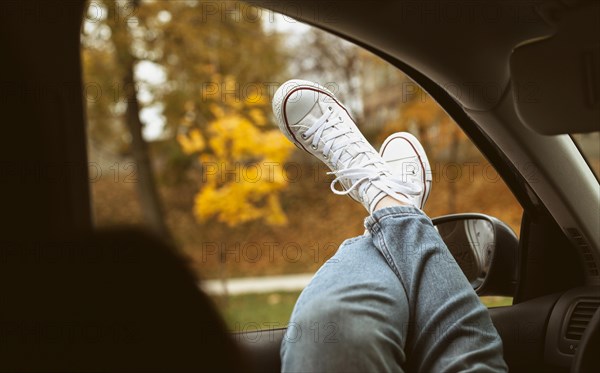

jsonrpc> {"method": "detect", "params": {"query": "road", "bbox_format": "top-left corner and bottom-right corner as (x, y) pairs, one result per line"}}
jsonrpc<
(200, 273), (314, 295)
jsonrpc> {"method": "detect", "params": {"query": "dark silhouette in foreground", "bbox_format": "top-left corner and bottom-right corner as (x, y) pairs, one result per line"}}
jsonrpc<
(0, 229), (243, 372)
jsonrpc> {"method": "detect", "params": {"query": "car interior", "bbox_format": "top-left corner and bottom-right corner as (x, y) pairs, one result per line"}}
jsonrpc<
(1, 0), (599, 372)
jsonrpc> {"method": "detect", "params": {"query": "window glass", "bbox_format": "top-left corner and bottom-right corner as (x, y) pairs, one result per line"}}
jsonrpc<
(82, 0), (521, 329)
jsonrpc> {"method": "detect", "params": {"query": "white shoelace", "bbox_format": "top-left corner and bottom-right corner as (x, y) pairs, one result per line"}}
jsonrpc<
(329, 161), (421, 202)
(302, 108), (422, 203)
(302, 107), (370, 164)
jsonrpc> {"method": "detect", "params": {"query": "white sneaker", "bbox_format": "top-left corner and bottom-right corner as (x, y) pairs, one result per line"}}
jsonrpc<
(379, 132), (432, 209)
(272, 79), (423, 212)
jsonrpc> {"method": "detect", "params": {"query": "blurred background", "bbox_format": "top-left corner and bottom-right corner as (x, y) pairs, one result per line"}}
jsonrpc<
(81, 0), (599, 330)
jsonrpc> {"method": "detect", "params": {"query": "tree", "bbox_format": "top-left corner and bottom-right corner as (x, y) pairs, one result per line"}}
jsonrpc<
(81, 6), (129, 157)
(103, 0), (172, 240)
(133, 1), (292, 227)
(83, 0), (291, 237)
(177, 75), (293, 227)
(83, 0), (171, 237)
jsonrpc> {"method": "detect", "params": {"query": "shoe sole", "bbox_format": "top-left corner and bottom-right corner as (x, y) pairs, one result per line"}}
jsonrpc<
(379, 132), (432, 209)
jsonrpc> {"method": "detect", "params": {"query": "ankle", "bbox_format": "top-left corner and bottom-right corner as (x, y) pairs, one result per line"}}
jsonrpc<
(374, 196), (408, 212)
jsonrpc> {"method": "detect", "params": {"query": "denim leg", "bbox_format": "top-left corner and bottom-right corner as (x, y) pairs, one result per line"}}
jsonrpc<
(281, 235), (408, 373)
(282, 205), (507, 372)
(365, 206), (507, 372)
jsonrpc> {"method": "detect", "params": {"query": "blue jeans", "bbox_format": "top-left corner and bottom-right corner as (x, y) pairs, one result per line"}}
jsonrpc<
(281, 206), (507, 372)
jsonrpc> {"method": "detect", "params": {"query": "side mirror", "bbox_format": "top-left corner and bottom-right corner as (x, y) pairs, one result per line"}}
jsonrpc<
(432, 213), (518, 296)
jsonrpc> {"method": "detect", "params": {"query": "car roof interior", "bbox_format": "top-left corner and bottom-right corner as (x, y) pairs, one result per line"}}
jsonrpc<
(1, 0), (598, 372)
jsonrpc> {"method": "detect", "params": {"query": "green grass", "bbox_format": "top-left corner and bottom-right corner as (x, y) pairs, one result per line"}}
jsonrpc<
(216, 292), (513, 331)
(480, 296), (513, 308)
(214, 291), (301, 331)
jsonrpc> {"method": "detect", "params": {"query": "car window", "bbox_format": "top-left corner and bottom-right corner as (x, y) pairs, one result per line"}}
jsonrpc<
(81, 0), (521, 330)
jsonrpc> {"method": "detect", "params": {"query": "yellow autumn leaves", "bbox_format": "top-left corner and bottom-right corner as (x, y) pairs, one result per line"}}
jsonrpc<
(176, 77), (294, 227)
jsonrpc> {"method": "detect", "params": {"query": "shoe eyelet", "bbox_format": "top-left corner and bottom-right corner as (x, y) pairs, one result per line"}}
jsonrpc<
(339, 116), (342, 120)
(328, 106), (332, 111)
(311, 145), (318, 150)
(301, 134), (307, 140)
(326, 119), (329, 123)
(323, 154), (328, 159)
